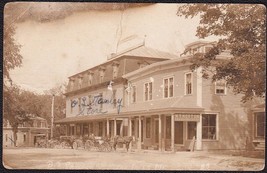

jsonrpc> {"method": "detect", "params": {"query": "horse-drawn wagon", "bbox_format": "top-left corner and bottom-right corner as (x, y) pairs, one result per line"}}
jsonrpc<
(84, 135), (112, 152)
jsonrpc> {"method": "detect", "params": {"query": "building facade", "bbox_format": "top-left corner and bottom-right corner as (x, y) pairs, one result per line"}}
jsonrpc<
(3, 116), (49, 147)
(56, 41), (265, 152)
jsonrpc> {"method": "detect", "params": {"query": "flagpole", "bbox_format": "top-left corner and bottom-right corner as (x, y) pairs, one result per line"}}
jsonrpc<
(51, 94), (55, 139)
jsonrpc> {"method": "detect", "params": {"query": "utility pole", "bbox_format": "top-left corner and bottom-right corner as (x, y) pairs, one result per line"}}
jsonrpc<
(51, 94), (55, 139)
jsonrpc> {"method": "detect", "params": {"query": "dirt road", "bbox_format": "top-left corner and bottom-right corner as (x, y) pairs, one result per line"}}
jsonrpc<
(2, 148), (264, 171)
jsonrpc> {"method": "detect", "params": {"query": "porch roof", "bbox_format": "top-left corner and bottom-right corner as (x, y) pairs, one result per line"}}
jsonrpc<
(55, 106), (204, 124)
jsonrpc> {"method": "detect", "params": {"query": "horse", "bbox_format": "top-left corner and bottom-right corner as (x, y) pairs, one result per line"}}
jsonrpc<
(112, 135), (133, 152)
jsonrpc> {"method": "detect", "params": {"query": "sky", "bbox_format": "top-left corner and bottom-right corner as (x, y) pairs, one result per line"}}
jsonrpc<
(8, 3), (217, 93)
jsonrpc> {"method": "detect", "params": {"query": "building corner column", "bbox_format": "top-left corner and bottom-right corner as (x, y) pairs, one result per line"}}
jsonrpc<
(159, 114), (162, 152)
(196, 115), (202, 150)
(171, 114), (175, 152)
(138, 116), (142, 151)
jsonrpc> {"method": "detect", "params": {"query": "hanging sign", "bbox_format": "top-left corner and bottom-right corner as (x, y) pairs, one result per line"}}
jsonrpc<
(174, 113), (200, 121)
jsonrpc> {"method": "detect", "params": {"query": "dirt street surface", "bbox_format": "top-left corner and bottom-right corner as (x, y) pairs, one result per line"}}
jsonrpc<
(2, 148), (265, 171)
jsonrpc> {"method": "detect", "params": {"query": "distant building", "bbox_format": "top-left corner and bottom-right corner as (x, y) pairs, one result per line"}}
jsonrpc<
(55, 40), (265, 152)
(3, 116), (49, 147)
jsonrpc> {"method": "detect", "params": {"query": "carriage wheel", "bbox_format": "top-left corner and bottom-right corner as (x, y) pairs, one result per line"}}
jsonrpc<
(73, 141), (78, 150)
(60, 142), (66, 149)
(106, 143), (112, 152)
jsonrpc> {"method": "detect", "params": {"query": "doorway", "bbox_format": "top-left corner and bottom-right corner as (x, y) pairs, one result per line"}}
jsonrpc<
(174, 121), (183, 145)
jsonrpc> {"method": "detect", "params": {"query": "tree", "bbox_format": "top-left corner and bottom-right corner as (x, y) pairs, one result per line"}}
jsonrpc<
(177, 4), (266, 102)
(3, 85), (35, 146)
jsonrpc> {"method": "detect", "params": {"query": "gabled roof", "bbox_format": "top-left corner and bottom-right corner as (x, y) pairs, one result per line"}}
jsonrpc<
(108, 43), (178, 60)
(123, 56), (190, 79)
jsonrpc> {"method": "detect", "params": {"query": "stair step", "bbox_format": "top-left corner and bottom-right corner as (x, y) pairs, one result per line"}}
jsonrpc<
(255, 147), (265, 150)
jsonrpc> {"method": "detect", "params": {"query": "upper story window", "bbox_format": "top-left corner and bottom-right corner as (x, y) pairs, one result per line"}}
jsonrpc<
(185, 73), (193, 95)
(144, 82), (153, 101)
(99, 93), (103, 109)
(131, 86), (136, 103)
(112, 89), (117, 108)
(70, 99), (74, 114)
(78, 97), (82, 113)
(164, 77), (174, 98)
(88, 95), (93, 106)
(202, 114), (217, 140)
(215, 81), (227, 95)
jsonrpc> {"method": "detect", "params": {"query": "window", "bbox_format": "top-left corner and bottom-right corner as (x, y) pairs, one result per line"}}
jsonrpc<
(112, 65), (118, 79)
(185, 73), (192, 95)
(23, 134), (26, 142)
(88, 95), (92, 106)
(99, 67), (105, 83)
(99, 93), (103, 109)
(202, 114), (217, 140)
(99, 122), (103, 136)
(78, 98), (81, 113)
(144, 82), (153, 101)
(255, 112), (265, 138)
(88, 73), (93, 86)
(70, 125), (75, 136)
(83, 124), (89, 136)
(146, 118), (151, 138)
(187, 122), (197, 140)
(215, 81), (226, 95)
(164, 77), (174, 98)
(131, 86), (136, 103)
(112, 89), (117, 108)
(89, 123), (94, 135)
(76, 125), (81, 136)
(100, 72), (104, 83)
(78, 76), (83, 89)
(70, 99), (74, 114)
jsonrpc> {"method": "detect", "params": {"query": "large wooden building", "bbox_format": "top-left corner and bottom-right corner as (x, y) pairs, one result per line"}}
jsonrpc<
(55, 41), (265, 152)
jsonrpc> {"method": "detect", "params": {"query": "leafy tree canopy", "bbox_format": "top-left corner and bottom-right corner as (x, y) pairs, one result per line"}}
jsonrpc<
(177, 4), (266, 102)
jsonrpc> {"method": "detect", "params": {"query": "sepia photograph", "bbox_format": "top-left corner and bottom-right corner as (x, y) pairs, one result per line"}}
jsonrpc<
(2, 2), (266, 171)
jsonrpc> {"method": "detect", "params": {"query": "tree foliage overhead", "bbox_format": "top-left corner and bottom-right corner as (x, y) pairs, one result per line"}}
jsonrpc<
(177, 4), (266, 102)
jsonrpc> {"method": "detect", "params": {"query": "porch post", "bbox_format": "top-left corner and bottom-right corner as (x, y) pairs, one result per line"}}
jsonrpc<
(74, 124), (77, 136)
(138, 116), (142, 150)
(159, 114), (162, 152)
(171, 114), (175, 152)
(129, 117), (132, 151)
(81, 124), (83, 137)
(107, 119), (109, 137)
(114, 118), (117, 136)
(196, 115), (202, 150)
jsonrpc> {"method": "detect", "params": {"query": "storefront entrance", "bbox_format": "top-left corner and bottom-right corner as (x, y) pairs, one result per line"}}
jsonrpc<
(174, 121), (183, 145)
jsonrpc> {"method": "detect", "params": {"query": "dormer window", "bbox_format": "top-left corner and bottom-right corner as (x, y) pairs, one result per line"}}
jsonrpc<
(138, 61), (150, 69)
(78, 75), (83, 89)
(112, 61), (119, 79)
(68, 78), (75, 91)
(87, 71), (94, 86)
(99, 66), (106, 83)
